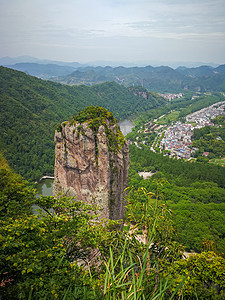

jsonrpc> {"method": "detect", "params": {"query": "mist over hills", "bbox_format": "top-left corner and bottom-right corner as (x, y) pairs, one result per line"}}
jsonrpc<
(0, 55), (220, 68)
(4, 63), (78, 79)
(0, 55), (87, 68)
(1, 56), (224, 93)
(53, 64), (225, 93)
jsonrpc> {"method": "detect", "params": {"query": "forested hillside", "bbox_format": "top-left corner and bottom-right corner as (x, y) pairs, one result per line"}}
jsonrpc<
(0, 149), (225, 300)
(192, 115), (225, 159)
(129, 145), (225, 253)
(52, 64), (225, 93)
(1, 65), (225, 298)
(1, 153), (225, 299)
(0, 67), (165, 180)
(4, 60), (225, 93)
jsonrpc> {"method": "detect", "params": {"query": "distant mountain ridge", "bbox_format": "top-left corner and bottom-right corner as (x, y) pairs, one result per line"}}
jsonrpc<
(0, 55), (87, 68)
(52, 64), (225, 93)
(0, 55), (220, 68)
(1, 56), (224, 93)
(5, 63), (78, 78)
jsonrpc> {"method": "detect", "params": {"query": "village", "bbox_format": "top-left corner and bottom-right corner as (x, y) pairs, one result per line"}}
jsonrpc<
(140, 101), (225, 159)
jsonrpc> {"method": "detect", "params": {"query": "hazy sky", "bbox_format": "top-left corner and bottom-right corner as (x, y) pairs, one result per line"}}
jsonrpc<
(0, 0), (225, 66)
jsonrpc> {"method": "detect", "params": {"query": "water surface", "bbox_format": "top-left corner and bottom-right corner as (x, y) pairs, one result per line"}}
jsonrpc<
(36, 178), (54, 196)
(118, 119), (134, 136)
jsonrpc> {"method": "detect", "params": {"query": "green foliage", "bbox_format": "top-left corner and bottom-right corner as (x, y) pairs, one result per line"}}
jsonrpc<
(168, 251), (225, 299)
(168, 201), (225, 253)
(0, 67), (165, 181)
(0, 203), (107, 299)
(129, 146), (225, 253)
(70, 106), (125, 154)
(157, 111), (180, 125)
(129, 145), (225, 188)
(0, 153), (35, 219)
(103, 186), (185, 299)
(103, 232), (182, 300)
(0, 155), (110, 299)
(2, 64), (225, 298)
(192, 116), (225, 159)
(90, 82), (166, 119)
(55, 123), (62, 133)
(1, 155), (225, 299)
(178, 93), (225, 118)
(71, 105), (116, 126)
(134, 92), (224, 130)
(53, 64), (225, 93)
(104, 186), (225, 299)
(126, 185), (184, 264)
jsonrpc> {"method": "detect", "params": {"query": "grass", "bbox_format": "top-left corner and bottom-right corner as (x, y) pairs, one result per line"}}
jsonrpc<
(209, 157), (225, 167)
(157, 111), (180, 125)
(103, 220), (187, 300)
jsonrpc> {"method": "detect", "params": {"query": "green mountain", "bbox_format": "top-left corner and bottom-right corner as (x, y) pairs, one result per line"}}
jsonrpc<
(52, 65), (225, 93)
(6, 61), (225, 93)
(0, 66), (165, 181)
(129, 145), (225, 253)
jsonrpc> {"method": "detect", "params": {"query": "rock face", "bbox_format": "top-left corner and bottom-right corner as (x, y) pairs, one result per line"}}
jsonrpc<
(53, 113), (129, 226)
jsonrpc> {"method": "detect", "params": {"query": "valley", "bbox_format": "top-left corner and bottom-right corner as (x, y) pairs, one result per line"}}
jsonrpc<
(1, 0), (225, 295)
(1, 64), (225, 299)
(132, 99), (225, 160)
(0, 67), (165, 181)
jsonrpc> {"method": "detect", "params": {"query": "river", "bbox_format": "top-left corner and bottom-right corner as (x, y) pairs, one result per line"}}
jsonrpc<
(118, 119), (134, 136)
(36, 178), (53, 196)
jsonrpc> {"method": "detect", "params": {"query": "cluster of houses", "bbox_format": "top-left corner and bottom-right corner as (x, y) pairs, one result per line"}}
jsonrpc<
(186, 101), (225, 128)
(161, 122), (193, 159)
(157, 101), (225, 159)
(159, 93), (183, 101)
(132, 100), (225, 159)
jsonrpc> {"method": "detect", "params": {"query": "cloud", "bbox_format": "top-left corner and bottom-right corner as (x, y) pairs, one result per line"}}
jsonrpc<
(105, 0), (225, 44)
(0, 0), (224, 64)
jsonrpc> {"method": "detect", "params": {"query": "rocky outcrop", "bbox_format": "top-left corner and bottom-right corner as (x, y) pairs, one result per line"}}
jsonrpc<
(53, 111), (129, 227)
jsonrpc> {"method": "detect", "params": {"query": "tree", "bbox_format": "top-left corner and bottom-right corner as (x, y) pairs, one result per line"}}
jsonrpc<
(2, 153), (225, 299)
(0, 154), (111, 299)
(168, 251), (225, 299)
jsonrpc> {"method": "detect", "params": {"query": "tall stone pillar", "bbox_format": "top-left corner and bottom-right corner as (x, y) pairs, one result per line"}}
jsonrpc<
(53, 108), (129, 227)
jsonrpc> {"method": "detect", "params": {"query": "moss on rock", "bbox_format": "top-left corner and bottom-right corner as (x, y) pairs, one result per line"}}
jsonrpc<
(69, 106), (125, 154)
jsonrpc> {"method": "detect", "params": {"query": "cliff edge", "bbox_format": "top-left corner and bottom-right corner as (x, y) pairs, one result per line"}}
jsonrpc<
(53, 106), (129, 226)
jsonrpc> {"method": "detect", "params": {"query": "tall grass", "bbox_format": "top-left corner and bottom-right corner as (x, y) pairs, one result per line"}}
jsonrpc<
(103, 185), (187, 299)
(103, 226), (186, 299)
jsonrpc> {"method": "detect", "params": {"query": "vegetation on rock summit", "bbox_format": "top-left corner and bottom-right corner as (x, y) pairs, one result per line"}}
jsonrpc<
(69, 106), (125, 154)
